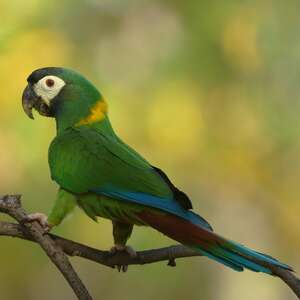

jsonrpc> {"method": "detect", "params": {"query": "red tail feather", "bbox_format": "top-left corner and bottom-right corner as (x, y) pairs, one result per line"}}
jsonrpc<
(137, 210), (292, 274)
(138, 210), (220, 249)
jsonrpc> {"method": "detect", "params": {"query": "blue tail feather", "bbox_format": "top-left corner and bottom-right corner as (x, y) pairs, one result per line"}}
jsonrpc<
(92, 187), (292, 275)
(195, 238), (292, 274)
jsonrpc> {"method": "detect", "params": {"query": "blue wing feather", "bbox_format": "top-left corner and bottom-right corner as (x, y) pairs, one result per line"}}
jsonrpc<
(91, 187), (292, 273)
(91, 188), (213, 231)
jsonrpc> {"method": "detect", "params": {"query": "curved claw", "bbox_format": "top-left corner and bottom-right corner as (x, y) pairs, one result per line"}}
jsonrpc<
(117, 265), (128, 272)
(22, 212), (52, 232)
(110, 244), (137, 272)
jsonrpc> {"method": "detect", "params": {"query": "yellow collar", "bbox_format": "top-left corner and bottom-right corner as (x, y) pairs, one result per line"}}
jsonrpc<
(76, 100), (108, 126)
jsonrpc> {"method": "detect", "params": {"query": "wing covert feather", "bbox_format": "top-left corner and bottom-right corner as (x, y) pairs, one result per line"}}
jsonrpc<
(49, 127), (172, 198)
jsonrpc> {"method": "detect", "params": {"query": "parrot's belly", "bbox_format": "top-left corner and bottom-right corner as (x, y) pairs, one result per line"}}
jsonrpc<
(77, 193), (146, 225)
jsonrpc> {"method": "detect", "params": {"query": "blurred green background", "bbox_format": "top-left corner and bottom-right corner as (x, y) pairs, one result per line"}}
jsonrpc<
(0, 0), (299, 299)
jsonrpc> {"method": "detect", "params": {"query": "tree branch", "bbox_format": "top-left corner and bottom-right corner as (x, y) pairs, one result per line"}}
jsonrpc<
(1, 195), (299, 299)
(0, 195), (92, 300)
(0, 220), (199, 267)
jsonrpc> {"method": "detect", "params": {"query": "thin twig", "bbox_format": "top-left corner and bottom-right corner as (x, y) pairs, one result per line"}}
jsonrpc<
(0, 195), (92, 300)
(0, 195), (299, 299)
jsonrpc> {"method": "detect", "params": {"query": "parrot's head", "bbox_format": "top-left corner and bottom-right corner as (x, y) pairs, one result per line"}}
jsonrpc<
(22, 67), (106, 130)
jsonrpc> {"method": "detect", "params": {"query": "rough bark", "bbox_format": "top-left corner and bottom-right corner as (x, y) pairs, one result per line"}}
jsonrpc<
(0, 195), (92, 300)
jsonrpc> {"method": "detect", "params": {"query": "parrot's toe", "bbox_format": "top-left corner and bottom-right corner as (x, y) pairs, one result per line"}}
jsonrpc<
(23, 212), (52, 232)
(116, 265), (128, 272)
(110, 244), (137, 258)
(109, 244), (137, 272)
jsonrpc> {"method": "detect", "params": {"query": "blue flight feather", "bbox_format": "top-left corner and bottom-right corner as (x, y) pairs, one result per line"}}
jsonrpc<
(91, 187), (292, 273)
(91, 188), (212, 230)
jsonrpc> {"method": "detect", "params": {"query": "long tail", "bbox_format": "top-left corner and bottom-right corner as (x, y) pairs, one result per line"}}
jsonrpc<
(137, 210), (292, 274)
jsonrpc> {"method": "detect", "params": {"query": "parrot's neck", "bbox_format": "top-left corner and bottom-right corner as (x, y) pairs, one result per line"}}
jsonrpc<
(56, 112), (117, 137)
(55, 97), (116, 137)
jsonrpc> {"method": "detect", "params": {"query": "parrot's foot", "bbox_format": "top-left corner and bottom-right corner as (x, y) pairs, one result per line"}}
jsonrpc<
(109, 244), (137, 272)
(110, 244), (137, 258)
(22, 213), (52, 232)
(116, 265), (128, 272)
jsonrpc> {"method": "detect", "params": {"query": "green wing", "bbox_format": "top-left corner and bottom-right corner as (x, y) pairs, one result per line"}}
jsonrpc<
(49, 126), (173, 199)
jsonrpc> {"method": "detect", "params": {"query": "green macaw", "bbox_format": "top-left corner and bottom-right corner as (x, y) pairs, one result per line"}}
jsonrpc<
(22, 67), (291, 273)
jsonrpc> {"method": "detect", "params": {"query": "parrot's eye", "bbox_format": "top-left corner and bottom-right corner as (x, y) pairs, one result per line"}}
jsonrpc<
(41, 76), (60, 90)
(34, 75), (66, 104)
(46, 78), (55, 88)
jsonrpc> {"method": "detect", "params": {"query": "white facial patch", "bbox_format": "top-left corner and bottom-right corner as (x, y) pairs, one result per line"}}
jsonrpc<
(33, 75), (66, 104)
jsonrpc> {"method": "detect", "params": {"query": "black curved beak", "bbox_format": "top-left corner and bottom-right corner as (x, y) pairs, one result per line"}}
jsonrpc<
(22, 84), (37, 119)
(22, 84), (53, 119)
